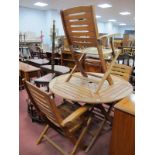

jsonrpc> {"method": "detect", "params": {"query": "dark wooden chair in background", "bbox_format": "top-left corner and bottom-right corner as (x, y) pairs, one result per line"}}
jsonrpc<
(25, 81), (92, 155)
(29, 44), (42, 59)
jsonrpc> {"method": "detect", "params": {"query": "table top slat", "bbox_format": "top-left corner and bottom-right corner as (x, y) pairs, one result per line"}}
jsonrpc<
(49, 72), (133, 104)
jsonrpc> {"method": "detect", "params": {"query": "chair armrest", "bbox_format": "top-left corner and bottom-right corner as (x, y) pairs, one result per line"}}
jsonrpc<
(98, 33), (120, 40)
(61, 105), (91, 127)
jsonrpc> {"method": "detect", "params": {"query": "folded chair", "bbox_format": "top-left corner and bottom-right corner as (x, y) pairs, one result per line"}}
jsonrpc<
(60, 5), (120, 94)
(25, 81), (92, 155)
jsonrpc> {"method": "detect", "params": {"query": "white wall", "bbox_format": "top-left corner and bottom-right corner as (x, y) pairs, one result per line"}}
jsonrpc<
(19, 7), (134, 46)
(19, 7), (46, 37)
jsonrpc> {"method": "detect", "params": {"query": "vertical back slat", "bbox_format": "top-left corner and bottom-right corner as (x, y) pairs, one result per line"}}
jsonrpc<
(25, 81), (63, 125)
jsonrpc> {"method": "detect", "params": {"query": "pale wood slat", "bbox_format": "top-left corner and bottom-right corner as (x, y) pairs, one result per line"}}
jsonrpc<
(72, 74), (99, 84)
(31, 94), (57, 121)
(100, 83), (131, 99)
(72, 42), (97, 47)
(53, 83), (92, 99)
(64, 12), (92, 21)
(53, 84), (93, 101)
(66, 20), (93, 26)
(30, 91), (49, 107)
(67, 26), (94, 32)
(99, 82), (126, 96)
(70, 37), (97, 42)
(27, 83), (49, 97)
(68, 31), (96, 37)
(63, 6), (92, 16)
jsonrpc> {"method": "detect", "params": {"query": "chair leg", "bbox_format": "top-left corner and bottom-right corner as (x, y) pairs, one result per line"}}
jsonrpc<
(36, 124), (49, 145)
(85, 103), (116, 152)
(85, 119), (107, 152)
(43, 135), (69, 155)
(71, 117), (92, 155)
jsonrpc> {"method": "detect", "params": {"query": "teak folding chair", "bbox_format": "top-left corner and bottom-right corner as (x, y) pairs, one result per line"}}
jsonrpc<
(60, 5), (121, 93)
(25, 81), (92, 155)
(84, 63), (133, 152)
(108, 63), (133, 81)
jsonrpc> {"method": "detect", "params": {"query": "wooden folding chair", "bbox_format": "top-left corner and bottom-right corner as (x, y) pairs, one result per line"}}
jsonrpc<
(85, 63), (133, 152)
(60, 5), (121, 94)
(25, 81), (92, 155)
(108, 63), (133, 81)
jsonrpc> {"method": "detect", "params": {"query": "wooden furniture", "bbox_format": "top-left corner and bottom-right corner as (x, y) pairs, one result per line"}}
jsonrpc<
(25, 81), (92, 155)
(60, 5), (120, 93)
(46, 51), (61, 65)
(19, 62), (41, 81)
(34, 73), (55, 91)
(49, 72), (133, 151)
(84, 61), (132, 81)
(76, 47), (113, 60)
(61, 37), (83, 69)
(61, 48), (82, 69)
(84, 58), (103, 73)
(27, 58), (50, 67)
(123, 33), (135, 47)
(41, 65), (70, 75)
(108, 63), (132, 81)
(114, 38), (123, 48)
(49, 72), (133, 104)
(109, 94), (135, 155)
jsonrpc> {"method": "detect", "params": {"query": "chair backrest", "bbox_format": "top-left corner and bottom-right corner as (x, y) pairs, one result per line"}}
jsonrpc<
(60, 6), (99, 48)
(108, 63), (132, 81)
(25, 81), (63, 126)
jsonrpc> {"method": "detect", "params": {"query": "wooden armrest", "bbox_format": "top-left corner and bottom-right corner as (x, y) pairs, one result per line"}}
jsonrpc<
(61, 105), (91, 127)
(98, 33), (120, 40)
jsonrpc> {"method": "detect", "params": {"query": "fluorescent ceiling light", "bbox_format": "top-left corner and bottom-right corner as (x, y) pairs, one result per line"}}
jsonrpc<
(96, 15), (101, 18)
(119, 11), (131, 15)
(119, 23), (126, 26)
(98, 4), (112, 9)
(108, 19), (116, 22)
(34, 2), (48, 7)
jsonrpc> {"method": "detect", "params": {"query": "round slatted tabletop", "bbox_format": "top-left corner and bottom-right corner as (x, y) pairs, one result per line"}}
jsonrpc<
(49, 72), (133, 104)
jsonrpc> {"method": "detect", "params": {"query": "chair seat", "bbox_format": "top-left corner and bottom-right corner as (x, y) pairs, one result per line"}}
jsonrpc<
(34, 73), (55, 85)
(58, 101), (86, 132)
(41, 65), (70, 75)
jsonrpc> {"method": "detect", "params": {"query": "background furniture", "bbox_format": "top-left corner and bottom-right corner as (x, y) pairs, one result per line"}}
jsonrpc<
(19, 62), (41, 82)
(34, 73), (55, 92)
(26, 58), (50, 67)
(61, 48), (82, 69)
(40, 65), (70, 75)
(109, 94), (135, 155)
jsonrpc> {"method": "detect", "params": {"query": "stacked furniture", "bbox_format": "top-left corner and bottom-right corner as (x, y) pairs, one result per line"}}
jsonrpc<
(48, 5), (133, 153)
(21, 5), (134, 155)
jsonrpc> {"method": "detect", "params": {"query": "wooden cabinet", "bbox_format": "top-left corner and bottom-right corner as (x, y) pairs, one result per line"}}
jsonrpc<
(61, 48), (82, 69)
(109, 95), (135, 155)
